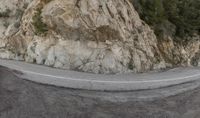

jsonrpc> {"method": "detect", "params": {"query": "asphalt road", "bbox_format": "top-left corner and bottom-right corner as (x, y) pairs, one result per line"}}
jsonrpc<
(1, 66), (200, 118)
(2, 59), (200, 91)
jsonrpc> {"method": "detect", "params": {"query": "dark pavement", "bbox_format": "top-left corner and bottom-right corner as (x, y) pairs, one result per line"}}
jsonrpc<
(1, 66), (200, 118)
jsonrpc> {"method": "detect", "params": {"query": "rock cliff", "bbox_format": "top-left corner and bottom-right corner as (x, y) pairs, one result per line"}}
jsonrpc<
(0, 0), (166, 74)
(0, 0), (199, 74)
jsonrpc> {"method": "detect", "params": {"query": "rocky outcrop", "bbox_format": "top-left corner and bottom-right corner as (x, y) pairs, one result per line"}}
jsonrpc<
(0, 0), (200, 74)
(0, 0), (32, 59)
(158, 34), (200, 66)
(0, 0), (166, 74)
(1, 0), (200, 74)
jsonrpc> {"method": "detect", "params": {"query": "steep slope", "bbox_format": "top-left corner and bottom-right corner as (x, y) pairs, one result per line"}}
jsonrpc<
(0, 0), (166, 74)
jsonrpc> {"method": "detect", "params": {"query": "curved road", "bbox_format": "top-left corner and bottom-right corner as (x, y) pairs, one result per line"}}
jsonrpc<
(1, 66), (200, 118)
(1, 59), (200, 91)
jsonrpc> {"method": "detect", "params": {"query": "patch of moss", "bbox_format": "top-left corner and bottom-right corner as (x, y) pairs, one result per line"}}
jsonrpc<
(32, 8), (48, 35)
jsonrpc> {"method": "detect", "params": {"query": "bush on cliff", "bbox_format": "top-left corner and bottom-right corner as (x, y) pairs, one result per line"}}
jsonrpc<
(32, 8), (48, 35)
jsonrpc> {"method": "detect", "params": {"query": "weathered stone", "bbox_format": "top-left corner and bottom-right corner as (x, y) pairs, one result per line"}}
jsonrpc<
(0, 0), (166, 74)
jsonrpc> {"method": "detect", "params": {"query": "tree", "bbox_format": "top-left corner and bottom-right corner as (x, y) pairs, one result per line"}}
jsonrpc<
(139, 0), (166, 25)
(164, 0), (200, 36)
(133, 0), (200, 39)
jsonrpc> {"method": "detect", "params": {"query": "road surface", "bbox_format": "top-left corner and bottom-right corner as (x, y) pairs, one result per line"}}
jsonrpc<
(1, 66), (200, 118)
(1, 59), (200, 91)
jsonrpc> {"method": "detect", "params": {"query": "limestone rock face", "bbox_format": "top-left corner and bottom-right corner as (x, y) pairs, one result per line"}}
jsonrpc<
(0, 0), (165, 74)
(158, 35), (200, 67)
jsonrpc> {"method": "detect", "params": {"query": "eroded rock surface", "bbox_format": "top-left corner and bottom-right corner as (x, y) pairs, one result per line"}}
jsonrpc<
(0, 0), (165, 74)
(1, 0), (200, 74)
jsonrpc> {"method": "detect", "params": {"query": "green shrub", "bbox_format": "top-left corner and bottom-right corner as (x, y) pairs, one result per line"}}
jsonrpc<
(32, 8), (48, 35)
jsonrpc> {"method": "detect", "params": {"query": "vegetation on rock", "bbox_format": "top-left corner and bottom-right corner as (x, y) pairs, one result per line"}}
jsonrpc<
(132, 0), (200, 40)
(32, 8), (48, 35)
